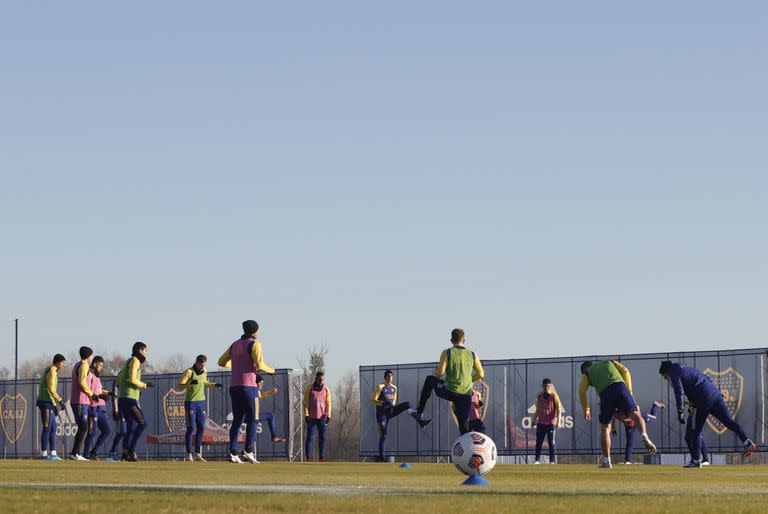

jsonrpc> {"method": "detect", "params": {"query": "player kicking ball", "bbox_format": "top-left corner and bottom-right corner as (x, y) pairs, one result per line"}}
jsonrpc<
(659, 360), (757, 467)
(414, 328), (484, 434)
(579, 360), (656, 469)
(371, 369), (423, 462)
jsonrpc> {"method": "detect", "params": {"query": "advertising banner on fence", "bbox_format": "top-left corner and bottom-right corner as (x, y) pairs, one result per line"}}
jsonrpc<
(0, 369), (294, 459)
(360, 349), (768, 457)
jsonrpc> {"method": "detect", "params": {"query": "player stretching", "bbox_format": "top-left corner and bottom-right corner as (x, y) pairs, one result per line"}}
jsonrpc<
(179, 354), (222, 462)
(304, 371), (332, 462)
(36, 354), (66, 460)
(659, 360), (757, 467)
(256, 374), (287, 444)
(118, 342), (154, 462)
(218, 320), (275, 464)
(579, 360), (656, 469)
(613, 401), (664, 464)
(70, 346), (100, 461)
(83, 356), (112, 460)
(415, 328), (483, 434)
(371, 369), (422, 462)
(532, 378), (562, 464)
(105, 378), (127, 461)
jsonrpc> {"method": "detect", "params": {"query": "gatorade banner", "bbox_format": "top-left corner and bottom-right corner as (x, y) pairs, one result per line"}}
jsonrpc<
(0, 369), (293, 459)
(359, 349), (768, 457)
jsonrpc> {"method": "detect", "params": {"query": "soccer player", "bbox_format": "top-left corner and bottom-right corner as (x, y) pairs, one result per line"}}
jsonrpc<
(613, 401), (665, 464)
(415, 328), (483, 434)
(83, 356), (112, 460)
(467, 389), (487, 434)
(218, 320), (275, 464)
(256, 374), (287, 444)
(579, 360), (656, 468)
(532, 378), (562, 464)
(70, 346), (101, 461)
(371, 369), (422, 462)
(118, 342), (154, 462)
(36, 353), (66, 460)
(659, 360), (757, 467)
(304, 371), (331, 462)
(105, 377), (126, 461)
(684, 400), (710, 466)
(179, 354), (222, 462)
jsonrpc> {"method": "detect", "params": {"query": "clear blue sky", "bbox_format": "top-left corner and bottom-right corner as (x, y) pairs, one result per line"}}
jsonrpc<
(1, 2), (766, 384)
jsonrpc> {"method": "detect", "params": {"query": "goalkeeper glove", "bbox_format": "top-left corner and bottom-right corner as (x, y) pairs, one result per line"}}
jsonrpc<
(145, 381), (155, 389)
(214, 383), (223, 388)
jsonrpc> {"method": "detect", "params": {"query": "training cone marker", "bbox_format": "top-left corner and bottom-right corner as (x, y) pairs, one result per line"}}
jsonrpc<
(399, 463), (412, 468)
(462, 475), (491, 486)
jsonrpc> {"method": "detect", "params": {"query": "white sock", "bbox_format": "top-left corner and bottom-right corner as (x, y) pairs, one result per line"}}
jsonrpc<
(641, 433), (649, 439)
(50, 450), (57, 456)
(41, 451), (48, 457)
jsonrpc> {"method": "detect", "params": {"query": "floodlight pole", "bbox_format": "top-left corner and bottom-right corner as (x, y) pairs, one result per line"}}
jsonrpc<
(14, 318), (19, 459)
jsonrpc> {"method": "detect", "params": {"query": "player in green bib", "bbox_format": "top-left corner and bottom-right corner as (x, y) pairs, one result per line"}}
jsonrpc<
(415, 328), (484, 434)
(579, 360), (656, 468)
(117, 342), (154, 462)
(179, 354), (222, 461)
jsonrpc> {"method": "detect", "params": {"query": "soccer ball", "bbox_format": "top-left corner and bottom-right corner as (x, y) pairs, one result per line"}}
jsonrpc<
(451, 431), (497, 476)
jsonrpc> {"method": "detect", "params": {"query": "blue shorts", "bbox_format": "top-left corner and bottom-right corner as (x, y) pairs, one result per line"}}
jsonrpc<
(598, 382), (637, 425)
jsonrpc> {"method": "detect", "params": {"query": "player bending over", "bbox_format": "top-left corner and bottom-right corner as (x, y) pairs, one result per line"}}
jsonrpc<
(659, 360), (757, 468)
(579, 360), (656, 469)
(219, 320), (275, 464)
(179, 354), (222, 462)
(415, 328), (484, 434)
(371, 369), (423, 461)
(256, 374), (287, 444)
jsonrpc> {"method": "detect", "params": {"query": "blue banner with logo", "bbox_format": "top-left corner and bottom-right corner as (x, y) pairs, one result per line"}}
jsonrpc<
(0, 369), (293, 459)
(359, 348), (768, 457)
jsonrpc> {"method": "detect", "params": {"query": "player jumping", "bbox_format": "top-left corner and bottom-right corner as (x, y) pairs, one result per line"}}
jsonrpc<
(579, 360), (656, 468)
(659, 360), (757, 467)
(414, 328), (484, 434)
(371, 369), (422, 462)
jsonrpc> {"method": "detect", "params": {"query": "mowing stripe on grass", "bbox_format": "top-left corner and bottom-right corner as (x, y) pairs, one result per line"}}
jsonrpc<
(0, 483), (388, 496)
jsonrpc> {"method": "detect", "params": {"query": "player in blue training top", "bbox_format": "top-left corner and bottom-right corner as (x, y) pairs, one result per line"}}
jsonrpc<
(659, 360), (757, 468)
(371, 369), (422, 462)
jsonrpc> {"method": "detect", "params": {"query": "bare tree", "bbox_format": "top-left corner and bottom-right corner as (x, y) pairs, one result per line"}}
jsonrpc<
(328, 370), (361, 461)
(156, 352), (189, 374)
(296, 344), (328, 381)
(0, 367), (12, 381)
(18, 355), (52, 379)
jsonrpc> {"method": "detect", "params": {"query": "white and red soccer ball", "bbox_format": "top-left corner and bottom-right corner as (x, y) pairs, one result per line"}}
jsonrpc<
(451, 431), (497, 476)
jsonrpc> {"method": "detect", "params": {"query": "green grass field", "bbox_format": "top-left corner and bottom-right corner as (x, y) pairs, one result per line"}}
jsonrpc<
(1, 460), (767, 513)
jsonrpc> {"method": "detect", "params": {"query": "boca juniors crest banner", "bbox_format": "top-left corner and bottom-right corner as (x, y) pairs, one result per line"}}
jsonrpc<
(0, 369), (294, 459)
(360, 348), (768, 457)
